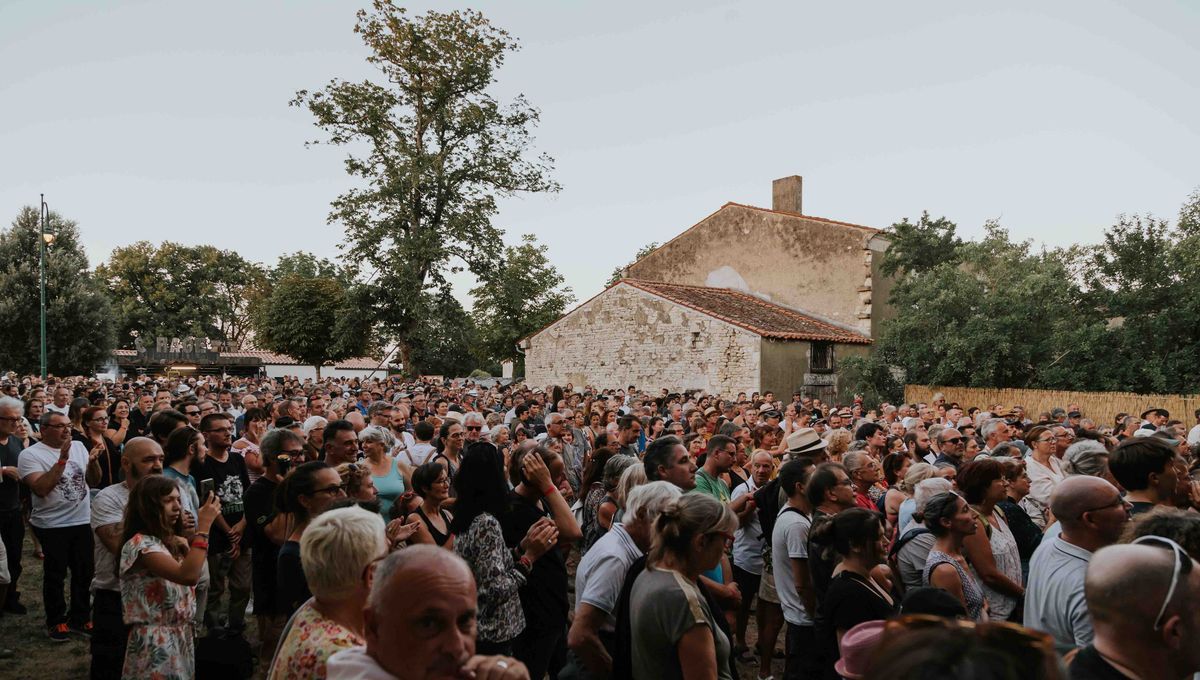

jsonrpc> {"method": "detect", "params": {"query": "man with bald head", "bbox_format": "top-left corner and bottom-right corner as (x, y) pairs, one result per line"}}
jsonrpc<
(327, 544), (529, 680)
(1070, 543), (1200, 679)
(1024, 475), (1130, 651)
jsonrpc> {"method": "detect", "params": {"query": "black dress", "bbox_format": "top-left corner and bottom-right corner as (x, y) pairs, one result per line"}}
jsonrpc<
(414, 505), (453, 547)
(815, 570), (898, 679)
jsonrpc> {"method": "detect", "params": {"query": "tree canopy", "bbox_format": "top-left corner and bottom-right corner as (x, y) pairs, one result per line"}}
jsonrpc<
(96, 241), (265, 349)
(0, 207), (114, 374)
(606, 242), (659, 286)
(847, 188), (1200, 402)
(291, 1), (558, 374)
(471, 234), (574, 372)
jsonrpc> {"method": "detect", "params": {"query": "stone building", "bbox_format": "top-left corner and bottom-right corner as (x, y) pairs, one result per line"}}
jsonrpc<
(522, 176), (893, 401)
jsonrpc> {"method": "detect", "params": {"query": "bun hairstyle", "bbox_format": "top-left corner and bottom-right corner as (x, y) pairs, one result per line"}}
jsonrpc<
(650, 493), (736, 565)
(809, 507), (883, 558)
(923, 491), (965, 537)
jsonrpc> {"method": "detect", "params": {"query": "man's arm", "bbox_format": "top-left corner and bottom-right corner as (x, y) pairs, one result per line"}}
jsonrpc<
(95, 523), (122, 556)
(566, 603), (612, 675)
(23, 461), (67, 498)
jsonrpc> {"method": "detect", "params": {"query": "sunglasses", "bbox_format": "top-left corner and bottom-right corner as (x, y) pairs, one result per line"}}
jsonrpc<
(465, 425), (482, 432)
(943, 437), (964, 445)
(1132, 535), (1193, 630)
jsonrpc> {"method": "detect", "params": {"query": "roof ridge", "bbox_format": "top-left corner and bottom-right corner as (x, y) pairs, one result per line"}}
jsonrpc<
(721, 202), (882, 233)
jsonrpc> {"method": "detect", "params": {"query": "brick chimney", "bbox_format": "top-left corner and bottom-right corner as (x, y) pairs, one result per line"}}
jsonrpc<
(772, 175), (803, 214)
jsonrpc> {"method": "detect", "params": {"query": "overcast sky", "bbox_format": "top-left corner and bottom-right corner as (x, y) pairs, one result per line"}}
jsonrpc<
(2, 0), (1198, 308)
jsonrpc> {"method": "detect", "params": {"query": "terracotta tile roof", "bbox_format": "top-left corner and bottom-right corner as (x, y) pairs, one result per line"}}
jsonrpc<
(622, 279), (872, 344)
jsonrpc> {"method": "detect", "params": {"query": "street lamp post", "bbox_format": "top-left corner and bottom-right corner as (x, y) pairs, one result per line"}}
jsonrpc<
(39, 195), (53, 381)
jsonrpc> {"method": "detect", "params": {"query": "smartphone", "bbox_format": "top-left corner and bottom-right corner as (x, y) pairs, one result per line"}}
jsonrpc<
(199, 478), (214, 501)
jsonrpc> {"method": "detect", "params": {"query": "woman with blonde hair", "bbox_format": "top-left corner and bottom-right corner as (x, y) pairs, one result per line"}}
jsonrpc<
(611, 461), (647, 524)
(629, 493), (738, 680)
(359, 425), (411, 519)
(825, 429), (853, 462)
(268, 506), (387, 680)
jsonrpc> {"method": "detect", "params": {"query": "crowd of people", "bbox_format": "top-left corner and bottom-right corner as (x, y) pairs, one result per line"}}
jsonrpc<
(0, 374), (1199, 679)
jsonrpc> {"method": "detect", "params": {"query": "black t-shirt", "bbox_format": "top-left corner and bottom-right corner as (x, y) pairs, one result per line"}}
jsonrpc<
(276, 540), (310, 617)
(500, 490), (568, 628)
(0, 435), (24, 512)
(1068, 644), (1129, 680)
(127, 408), (151, 440)
(199, 451), (249, 553)
(243, 477), (281, 614)
(808, 509), (835, 601)
(816, 571), (898, 672)
(1129, 501), (1157, 517)
(72, 430), (121, 489)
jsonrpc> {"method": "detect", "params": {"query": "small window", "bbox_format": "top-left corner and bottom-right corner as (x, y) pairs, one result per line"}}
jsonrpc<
(810, 342), (835, 373)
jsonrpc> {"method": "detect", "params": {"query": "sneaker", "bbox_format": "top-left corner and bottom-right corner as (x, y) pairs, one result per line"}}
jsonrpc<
(2, 601), (26, 615)
(69, 621), (93, 638)
(47, 623), (70, 642)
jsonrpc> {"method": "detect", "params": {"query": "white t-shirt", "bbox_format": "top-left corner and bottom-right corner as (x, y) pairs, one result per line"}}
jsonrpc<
(90, 483), (130, 592)
(398, 441), (435, 467)
(731, 478), (764, 575)
(574, 523), (642, 630)
(772, 506), (813, 626)
(1188, 424), (1200, 447)
(44, 403), (70, 416)
(18, 440), (92, 529)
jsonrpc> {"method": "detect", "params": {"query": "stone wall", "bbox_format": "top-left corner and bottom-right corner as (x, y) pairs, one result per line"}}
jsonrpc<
(624, 203), (882, 337)
(524, 283), (761, 394)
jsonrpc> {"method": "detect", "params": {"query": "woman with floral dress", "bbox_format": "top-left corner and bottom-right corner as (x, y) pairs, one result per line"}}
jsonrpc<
(120, 475), (220, 679)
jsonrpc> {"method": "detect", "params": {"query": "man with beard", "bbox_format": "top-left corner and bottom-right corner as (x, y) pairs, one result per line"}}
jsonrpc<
(89, 438), (165, 678)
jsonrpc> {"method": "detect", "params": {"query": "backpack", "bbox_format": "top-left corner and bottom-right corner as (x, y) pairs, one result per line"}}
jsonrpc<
(886, 525), (931, 597)
(753, 478), (783, 541)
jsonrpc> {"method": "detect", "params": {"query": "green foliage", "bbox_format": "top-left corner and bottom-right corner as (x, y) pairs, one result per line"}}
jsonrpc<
(879, 212), (962, 276)
(0, 207), (115, 374)
(292, 1), (558, 373)
(850, 188), (1200, 399)
(251, 273), (373, 378)
(409, 288), (482, 377)
(468, 368), (492, 378)
(606, 242), (659, 286)
(471, 234), (574, 369)
(96, 242), (266, 349)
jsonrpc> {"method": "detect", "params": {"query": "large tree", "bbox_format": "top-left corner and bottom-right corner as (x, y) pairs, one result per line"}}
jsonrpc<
(291, 1), (559, 372)
(251, 273), (374, 378)
(409, 288), (484, 377)
(844, 216), (1109, 401)
(472, 234), (573, 372)
(96, 242), (266, 349)
(0, 207), (115, 374)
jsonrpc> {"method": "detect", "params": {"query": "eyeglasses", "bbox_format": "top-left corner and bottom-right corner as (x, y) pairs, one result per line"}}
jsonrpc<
(308, 484), (345, 497)
(1132, 535), (1193, 630)
(1080, 494), (1123, 515)
(1037, 436), (1057, 443)
(465, 425), (482, 431)
(184, 410), (200, 416)
(943, 437), (964, 445)
(205, 427), (233, 434)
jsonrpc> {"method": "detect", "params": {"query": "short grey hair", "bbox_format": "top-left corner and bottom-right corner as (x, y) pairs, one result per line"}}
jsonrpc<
(623, 481), (682, 526)
(544, 411), (565, 426)
(603, 454), (638, 488)
(980, 418), (1006, 441)
(0, 396), (24, 415)
(913, 477), (954, 518)
(1062, 440), (1110, 478)
(929, 424), (945, 443)
(40, 410), (65, 428)
(368, 544), (471, 611)
(301, 506), (387, 600)
(367, 401), (392, 418)
(358, 425), (395, 449)
(302, 416), (328, 436)
(842, 451), (872, 475)
(463, 411), (485, 426)
(615, 463), (647, 510)
(899, 462), (936, 494)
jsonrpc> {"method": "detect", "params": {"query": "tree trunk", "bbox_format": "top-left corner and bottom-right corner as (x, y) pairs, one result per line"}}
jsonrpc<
(314, 364), (322, 380)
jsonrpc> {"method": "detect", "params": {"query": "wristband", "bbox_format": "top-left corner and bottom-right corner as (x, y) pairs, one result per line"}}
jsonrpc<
(54, 459), (67, 468)
(543, 485), (557, 497)
(189, 539), (209, 551)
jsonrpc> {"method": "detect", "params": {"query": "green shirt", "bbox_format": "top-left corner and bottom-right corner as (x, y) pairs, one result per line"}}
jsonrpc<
(693, 468), (730, 504)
